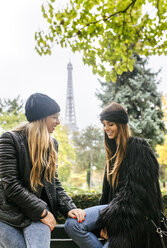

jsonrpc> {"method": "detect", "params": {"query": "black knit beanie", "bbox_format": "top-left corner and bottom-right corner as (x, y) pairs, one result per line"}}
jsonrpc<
(25, 93), (60, 122)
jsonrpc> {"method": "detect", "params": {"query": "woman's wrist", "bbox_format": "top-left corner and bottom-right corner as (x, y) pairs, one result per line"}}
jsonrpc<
(40, 209), (48, 219)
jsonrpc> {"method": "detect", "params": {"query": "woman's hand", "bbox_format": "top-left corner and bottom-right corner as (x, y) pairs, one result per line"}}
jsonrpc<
(100, 228), (108, 240)
(40, 210), (56, 231)
(68, 208), (86, 223)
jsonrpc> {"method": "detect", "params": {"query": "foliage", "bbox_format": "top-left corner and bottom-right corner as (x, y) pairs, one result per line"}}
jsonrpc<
(62, 170), (103, 193)
(161, 184), (167, 196)
(35, 0), (167, 82)
(72, 125), (105, 187)
(57, 192), (101, 223)
(162, 95), (167, 123)
(0, 96), (26, 132)
(156, 95), (167, 165)
(64, 172), (87, 188)
(96, 55), (166, 149)
(71, 192), (101, 209)
(73, 125), (105, 170)
(53, 125), (76, 182)
(157, 134), (167, 165)
(163, 195), (167, 217)
(0, 95), (24, 115)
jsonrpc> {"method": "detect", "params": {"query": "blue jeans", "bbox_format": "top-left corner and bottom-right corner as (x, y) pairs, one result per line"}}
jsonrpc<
(65, 205), (109, 248)
(0, 221), (50, 248)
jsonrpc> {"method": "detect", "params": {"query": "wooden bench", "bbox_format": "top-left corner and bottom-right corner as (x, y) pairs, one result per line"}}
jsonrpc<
(51, 224), (104, 248)
(51, 224), (78, 248)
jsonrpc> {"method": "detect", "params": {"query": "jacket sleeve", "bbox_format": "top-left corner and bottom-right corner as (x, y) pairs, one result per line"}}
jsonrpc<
(0, 132), (47, 221)
(98, 137), (162, 248)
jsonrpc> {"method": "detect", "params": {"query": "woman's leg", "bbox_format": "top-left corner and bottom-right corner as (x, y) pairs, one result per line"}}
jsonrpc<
(103, 240), (109, 248)
(23, 221), (51, 248)
(65, 204), (108, 248)
(0, 221), (26, 248)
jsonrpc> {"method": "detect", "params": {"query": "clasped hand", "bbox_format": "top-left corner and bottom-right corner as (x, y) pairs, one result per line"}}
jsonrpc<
(100, 227), (108, 240)
(40, 208), (85, 231)
(68, 208), (86, 222)
(40, 211), (56, 232)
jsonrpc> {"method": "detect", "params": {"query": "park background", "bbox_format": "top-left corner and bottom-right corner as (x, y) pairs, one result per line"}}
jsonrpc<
(0, 0), (167, 214)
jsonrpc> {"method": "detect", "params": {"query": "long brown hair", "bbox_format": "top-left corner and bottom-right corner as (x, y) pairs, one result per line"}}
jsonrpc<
(12, 120), (57, 191)
(101, 103), (131, 187)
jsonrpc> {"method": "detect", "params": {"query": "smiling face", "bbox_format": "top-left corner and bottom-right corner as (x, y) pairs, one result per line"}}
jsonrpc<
(45, 113), (60, 133)
(102, 120), (118, 141)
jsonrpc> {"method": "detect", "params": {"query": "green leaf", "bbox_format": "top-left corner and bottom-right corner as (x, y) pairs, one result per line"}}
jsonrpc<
(47, 18), (52, 24)
(35, 0), (167, 79)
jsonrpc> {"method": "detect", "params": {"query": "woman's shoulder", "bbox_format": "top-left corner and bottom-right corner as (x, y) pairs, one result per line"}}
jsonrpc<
(125, 137), (159, 177)
(0, 130), (25, 143)
(126, 136), (154, 158)
(128, 136), (150, 148)
(125, 135), (158, 169)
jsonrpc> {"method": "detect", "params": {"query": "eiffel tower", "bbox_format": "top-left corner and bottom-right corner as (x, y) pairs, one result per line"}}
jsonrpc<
(65, 61), (78, 133)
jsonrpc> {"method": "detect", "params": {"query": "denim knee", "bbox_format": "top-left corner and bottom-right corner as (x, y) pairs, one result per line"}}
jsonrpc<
(65, 217), (84, 235)
(64, 218), (75, 234)
(23, 221), (50, 248)
(0, 221), (26, 248)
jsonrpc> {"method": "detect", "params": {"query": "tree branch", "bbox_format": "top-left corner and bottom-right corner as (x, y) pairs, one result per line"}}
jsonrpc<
(77, 0), (137, 33)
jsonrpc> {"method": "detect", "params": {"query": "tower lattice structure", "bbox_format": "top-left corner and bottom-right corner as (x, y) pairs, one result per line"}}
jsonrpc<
(65, 61), (78, 133)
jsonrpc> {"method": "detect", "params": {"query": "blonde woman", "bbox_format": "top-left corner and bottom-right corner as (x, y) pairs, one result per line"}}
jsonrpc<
(65, 102), (164, 248)
(0, 93), (85, 248)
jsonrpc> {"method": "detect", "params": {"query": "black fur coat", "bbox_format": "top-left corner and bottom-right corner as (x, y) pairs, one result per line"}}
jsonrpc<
(99, 137), (165, 248)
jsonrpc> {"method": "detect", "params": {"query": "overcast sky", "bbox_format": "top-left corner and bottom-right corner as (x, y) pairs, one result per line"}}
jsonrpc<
(0, 0), (167, 129)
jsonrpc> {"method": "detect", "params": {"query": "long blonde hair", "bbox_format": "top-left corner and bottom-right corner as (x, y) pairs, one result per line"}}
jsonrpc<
(102, 103), (131, 187)
(12, 120), (57, 191)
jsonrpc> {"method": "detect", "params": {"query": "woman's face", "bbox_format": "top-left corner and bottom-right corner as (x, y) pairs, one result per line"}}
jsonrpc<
(102, 120), (118, 140)
(45, 113), (60, 133)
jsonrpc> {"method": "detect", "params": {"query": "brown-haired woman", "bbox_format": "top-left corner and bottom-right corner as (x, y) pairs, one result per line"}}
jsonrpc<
(65, 102), (165, 248)
(0, 93), (85, 248)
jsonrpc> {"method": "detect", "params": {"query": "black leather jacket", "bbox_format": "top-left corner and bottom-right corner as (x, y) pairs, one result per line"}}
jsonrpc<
(0, 130), (76, 227)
